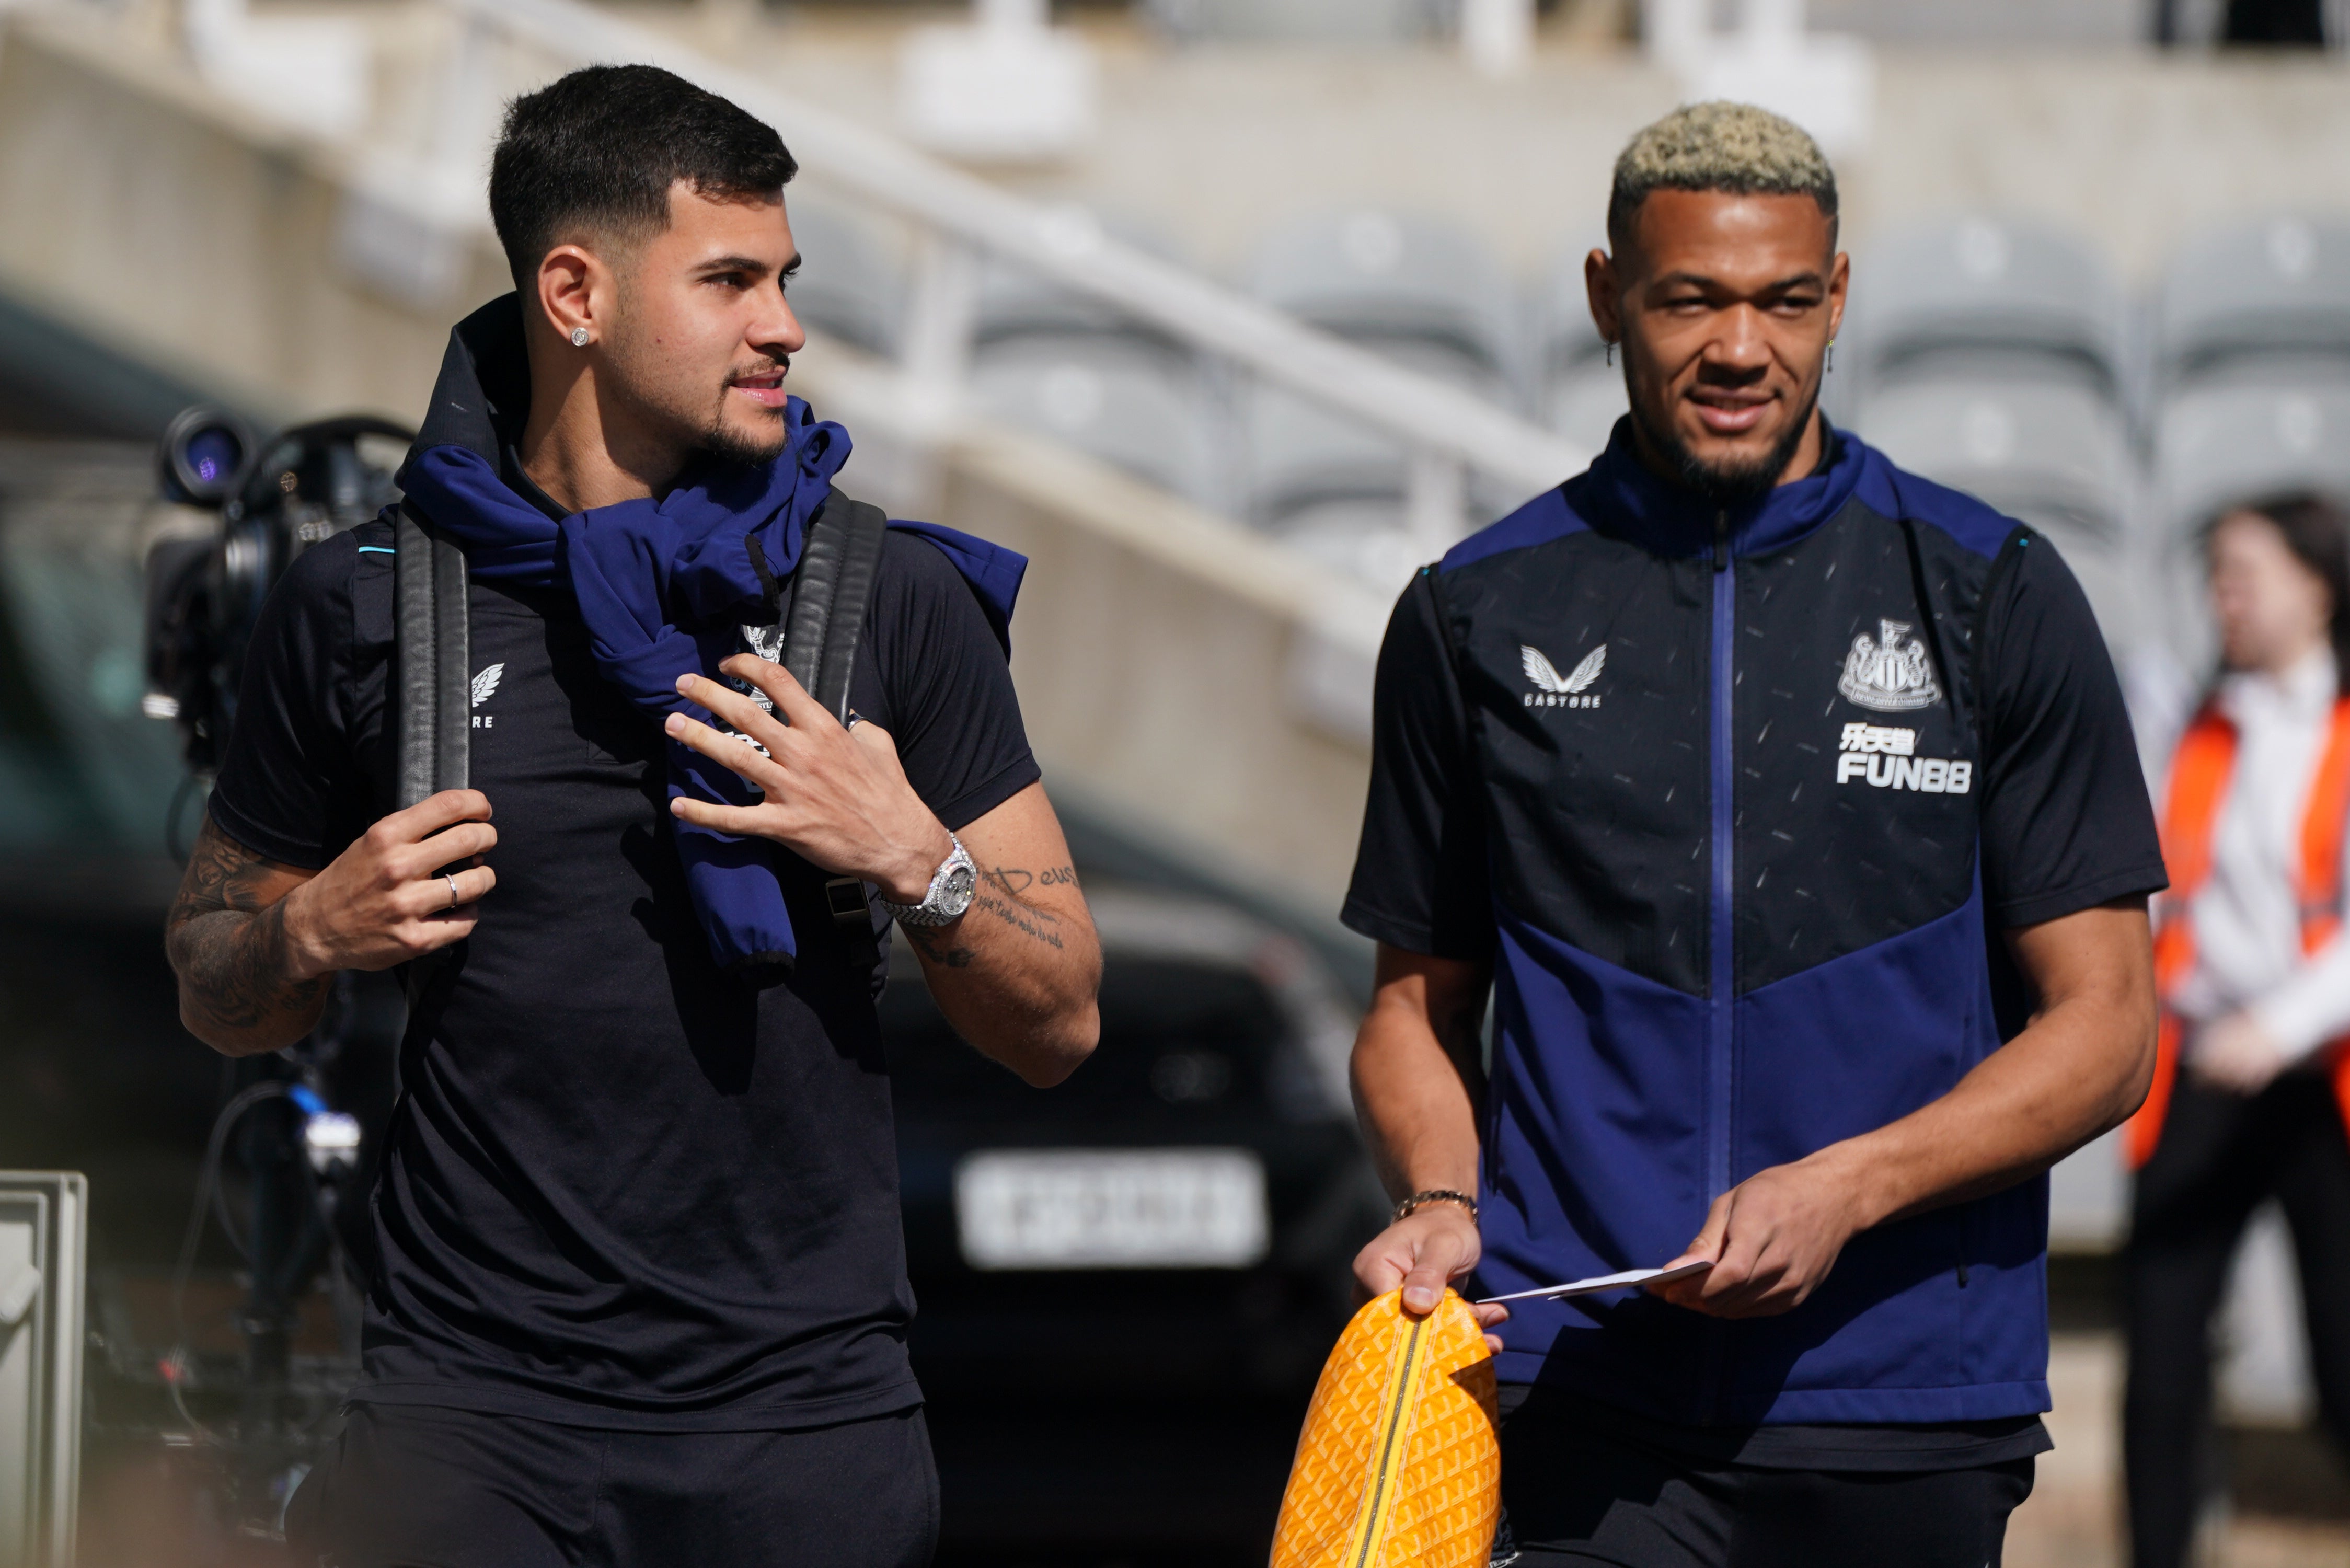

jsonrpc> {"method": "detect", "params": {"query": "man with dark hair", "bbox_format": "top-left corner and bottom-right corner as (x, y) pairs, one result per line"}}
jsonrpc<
(165, 63), (1101, 1567)
(1342, 101), (2166, 1565)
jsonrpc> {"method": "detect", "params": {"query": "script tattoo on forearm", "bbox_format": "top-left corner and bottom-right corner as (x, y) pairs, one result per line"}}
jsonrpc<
(973, 889), (1065, 950)
(903, 863), (1074, 970)
(166, 821), (324, 1036)
(973, 863), (1072, 950)
(978, 864), (1076, 898)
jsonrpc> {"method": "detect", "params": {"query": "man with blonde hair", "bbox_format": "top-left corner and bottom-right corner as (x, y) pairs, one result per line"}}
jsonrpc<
(1342, 102), (2165, 1565)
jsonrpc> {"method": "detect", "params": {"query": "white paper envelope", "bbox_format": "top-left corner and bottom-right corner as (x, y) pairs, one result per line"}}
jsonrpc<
(1476, 1259), (1713, 1305)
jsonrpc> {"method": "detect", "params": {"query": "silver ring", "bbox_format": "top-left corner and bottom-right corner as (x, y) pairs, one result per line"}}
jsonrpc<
(445, 872), (461, 911)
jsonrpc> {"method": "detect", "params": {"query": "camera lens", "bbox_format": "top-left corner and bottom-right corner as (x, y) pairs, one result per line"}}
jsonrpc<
(185, 428), (241, 487)
(159, 406), (254, 508)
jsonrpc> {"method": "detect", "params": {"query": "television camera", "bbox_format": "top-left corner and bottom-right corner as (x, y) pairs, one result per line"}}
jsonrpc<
(139, 406), (413, 1537)
(144, 407), (413, 775)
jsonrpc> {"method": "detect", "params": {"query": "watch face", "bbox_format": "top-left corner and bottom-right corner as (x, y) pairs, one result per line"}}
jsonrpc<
(938, 862), (977, 918)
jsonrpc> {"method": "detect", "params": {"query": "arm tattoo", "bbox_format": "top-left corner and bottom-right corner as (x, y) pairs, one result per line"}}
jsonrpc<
(903, 923), (974, 969)
(972, 889), (1064, 950)
(172, 818), (291, 921)
(980, 863), (1076, 901)
(975, 864), (1068, 949)
(905, 864), (1072, 970)
(166, 822), (325, 1039)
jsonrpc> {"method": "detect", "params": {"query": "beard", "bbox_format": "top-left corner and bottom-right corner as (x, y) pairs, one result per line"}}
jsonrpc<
(695, 359), (793, 468)
(600, 321), (793, 470)
(696, 405), (791, 468)
(1626, 361), (1821, 506)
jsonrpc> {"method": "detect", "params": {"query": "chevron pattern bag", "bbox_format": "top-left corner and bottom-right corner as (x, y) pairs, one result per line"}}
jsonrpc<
(1269, 1289), (1501, 1568)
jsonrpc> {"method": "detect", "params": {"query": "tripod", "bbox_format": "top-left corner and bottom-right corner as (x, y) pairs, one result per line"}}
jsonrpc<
(170, 972), (368, 1537)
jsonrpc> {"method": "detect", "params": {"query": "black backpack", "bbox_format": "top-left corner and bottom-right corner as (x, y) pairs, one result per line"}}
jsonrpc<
(389, 487), (892, 984)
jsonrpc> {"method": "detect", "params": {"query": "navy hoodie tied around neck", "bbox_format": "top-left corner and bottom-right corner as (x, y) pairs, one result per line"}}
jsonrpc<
(393, 300), (1023, 982)
(204, 294), (1044, 1427)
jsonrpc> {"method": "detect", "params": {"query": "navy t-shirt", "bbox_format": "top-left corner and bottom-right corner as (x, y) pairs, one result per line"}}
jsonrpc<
(208, 501), (1038, 1429)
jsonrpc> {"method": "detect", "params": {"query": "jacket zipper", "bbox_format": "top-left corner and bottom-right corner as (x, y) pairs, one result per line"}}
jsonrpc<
(1703, 508), (1736, 1420)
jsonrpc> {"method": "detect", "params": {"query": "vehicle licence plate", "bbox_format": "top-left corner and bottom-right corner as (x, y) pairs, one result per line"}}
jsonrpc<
(954, 1148), (1270, 1271)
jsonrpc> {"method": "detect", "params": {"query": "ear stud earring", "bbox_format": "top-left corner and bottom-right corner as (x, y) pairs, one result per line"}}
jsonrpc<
(570, 327), (591, 347)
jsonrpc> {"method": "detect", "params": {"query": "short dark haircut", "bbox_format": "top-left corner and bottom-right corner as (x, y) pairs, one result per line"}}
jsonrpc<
(488, 64), (797, 290)
(2211, 490), (2350, 678)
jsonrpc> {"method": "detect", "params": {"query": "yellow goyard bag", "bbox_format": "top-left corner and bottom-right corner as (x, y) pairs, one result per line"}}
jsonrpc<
(1270, 1289), (1500, 1568)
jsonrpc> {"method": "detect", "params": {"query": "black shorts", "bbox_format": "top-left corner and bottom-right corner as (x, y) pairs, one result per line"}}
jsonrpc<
(1498, 1394), (2036, 1568)
(285, 1402), (939, 1568)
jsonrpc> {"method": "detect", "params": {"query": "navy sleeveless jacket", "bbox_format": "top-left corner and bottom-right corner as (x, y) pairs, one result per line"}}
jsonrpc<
(1344, 419), (2167, 1426)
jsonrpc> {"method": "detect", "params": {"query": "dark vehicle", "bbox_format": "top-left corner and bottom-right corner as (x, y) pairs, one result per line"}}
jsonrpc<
(885, 885), (1383, 1562)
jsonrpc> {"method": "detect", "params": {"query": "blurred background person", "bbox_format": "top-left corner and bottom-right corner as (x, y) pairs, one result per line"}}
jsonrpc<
(2125, 492), (2350, 1568)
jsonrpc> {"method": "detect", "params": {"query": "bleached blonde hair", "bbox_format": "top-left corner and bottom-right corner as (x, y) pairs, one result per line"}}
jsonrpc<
(1608, 101), (1838, 245)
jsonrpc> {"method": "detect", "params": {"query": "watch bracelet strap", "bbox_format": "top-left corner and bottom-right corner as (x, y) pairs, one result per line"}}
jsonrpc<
(881, 833), (967, 923)
(1395, 1189), (1479, 1223)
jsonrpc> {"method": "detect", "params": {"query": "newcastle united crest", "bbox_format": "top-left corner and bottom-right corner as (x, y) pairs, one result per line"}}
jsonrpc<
(1838, 618), (1943, 712)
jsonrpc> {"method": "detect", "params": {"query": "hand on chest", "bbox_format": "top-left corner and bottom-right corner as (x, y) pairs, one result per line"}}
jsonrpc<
(462, 597), (894, 787)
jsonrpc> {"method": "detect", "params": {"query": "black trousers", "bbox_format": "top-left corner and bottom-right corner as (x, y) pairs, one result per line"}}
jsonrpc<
(2124, 1071), (2350, 1568)
(285, 1401), (939, 1568)
(1497, 1401), (2034, 1567)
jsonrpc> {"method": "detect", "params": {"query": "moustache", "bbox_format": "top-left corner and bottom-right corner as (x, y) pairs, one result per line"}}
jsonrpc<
(728, 355), (791, 384)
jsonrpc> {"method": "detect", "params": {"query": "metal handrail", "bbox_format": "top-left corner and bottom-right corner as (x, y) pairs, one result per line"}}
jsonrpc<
(441, 0), (1587, 527)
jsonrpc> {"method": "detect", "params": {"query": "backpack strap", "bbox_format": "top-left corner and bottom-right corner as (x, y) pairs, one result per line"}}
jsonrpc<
(393, 502), (470, 808)
(393, 503), (471, 1010)
(391, 488), (893, 965)
(781, 488), (890, 725)
(777, 487), (891, 946)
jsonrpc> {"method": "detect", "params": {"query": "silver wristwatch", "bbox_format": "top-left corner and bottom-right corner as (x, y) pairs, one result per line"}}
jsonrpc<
(881, 834), (977, 927)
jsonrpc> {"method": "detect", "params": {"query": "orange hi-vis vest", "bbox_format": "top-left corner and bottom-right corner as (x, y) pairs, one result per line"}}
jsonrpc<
(2126, 696), (2350, 1168)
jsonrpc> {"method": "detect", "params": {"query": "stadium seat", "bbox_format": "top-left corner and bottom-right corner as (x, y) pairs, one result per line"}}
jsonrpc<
(1271, 496), (1428, 595)
(782, 199), (903, 358)
(2153, 214), (2350, 390)
(963, 209), (1223, 506)
(1238, 329), (1513, 555)
(974, 209), (1191, 350)
(1245, 210), (1521, 401)
(1860, 377), (2143, 647)
(970, 337), (1223, 510)
(1241, 377), (1409, 532)
(2153, 383), (2350, 540)
(1840, 215), (2128, 413)
(2146, 383), (2350, 672)
(1535, 238), (1626, 470)
(1239, 211), (1521, 553)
